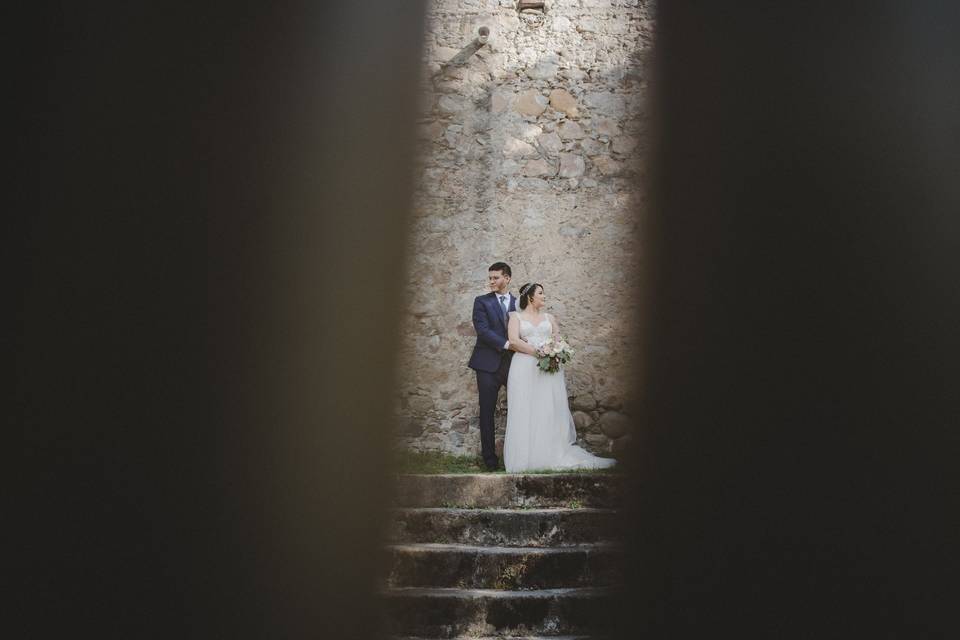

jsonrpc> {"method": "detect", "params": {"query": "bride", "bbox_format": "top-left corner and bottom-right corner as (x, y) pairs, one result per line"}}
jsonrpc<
(503, 282), (617, 473)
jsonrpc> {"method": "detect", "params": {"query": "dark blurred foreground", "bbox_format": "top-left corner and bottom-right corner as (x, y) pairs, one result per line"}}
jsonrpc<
(625, 2), (959, 635)
(14, 1), (959, 637)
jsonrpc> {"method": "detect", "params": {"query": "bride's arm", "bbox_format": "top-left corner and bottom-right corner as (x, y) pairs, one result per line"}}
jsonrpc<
(508, 313), (540, 356)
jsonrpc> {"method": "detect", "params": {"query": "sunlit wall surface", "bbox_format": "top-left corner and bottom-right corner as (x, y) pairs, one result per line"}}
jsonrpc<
(397, 0), (654, 458)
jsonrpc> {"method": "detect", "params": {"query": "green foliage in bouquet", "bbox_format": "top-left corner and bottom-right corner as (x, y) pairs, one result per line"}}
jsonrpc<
(536, 336), (575, 374)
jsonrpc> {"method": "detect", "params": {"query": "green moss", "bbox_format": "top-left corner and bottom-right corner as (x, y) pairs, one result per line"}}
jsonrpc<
(520, 466), (619, 475)
(394, 450), (503, 474)
(393, 449), (622, 475)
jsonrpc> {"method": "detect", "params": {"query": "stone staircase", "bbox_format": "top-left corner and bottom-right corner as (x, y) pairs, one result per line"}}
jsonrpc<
(383, 473), (623, 639)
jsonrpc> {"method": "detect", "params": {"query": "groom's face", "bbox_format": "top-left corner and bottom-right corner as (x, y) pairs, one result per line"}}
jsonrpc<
(488, 270), (510, 294)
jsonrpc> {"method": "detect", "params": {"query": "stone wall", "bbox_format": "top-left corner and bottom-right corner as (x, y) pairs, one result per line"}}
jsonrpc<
(396, 0), (654, 458)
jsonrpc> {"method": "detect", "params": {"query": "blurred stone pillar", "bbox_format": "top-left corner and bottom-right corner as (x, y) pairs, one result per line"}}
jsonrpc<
(617, 1), (960, 636)
(17, 2), (425, 637)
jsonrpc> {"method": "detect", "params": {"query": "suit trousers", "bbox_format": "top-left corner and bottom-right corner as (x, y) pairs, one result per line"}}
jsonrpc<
(476, 369), (504, 466)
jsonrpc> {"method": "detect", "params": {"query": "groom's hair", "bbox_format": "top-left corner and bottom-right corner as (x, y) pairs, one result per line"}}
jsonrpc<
(488, 261), (511, 277)
(518, 283), (542, 310)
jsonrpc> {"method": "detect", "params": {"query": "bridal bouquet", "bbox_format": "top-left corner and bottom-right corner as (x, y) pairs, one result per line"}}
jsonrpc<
(536, 337), (575, 374)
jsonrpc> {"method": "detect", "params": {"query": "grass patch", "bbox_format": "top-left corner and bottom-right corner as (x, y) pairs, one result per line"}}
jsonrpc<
(393, 450), (620, 475)
(394, 450), (499, 474)
(522, 466), (619, 475)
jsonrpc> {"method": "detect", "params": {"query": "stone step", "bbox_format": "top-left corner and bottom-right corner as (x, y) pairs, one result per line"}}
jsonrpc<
(383, 586), (614, 638)
(392, 637), (597, 640)
(388, 507), (618, 547)
(393, 474), (622, 509)
(386, 543), (622, 590)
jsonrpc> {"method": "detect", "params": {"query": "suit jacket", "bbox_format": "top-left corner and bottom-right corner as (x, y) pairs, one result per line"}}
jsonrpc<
(468, 292), (516, 374)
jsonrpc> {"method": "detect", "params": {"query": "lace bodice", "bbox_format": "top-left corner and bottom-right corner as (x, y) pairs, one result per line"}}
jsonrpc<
(518, 315), (552, 349)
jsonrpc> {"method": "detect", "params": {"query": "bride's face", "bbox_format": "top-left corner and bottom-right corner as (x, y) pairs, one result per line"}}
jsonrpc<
(531, 286), (546, 309)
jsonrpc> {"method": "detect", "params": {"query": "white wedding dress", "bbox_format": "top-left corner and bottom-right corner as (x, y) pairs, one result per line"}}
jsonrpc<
(504, 314), (617, 473)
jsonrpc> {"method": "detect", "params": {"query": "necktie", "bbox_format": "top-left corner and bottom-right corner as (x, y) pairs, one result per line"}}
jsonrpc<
(499, 295), (508, 322)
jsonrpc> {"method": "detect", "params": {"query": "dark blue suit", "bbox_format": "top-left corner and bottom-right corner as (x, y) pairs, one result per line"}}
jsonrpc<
(468, 292), (516, 467)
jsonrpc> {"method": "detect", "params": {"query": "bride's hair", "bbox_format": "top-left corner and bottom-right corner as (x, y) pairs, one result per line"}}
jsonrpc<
(518, 282), (543, 310)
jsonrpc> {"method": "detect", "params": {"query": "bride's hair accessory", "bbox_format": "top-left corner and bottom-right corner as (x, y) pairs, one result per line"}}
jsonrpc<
(518, 282), (543, 310)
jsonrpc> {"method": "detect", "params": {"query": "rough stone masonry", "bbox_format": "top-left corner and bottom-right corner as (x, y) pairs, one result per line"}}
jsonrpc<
(396, 0), (654, 458)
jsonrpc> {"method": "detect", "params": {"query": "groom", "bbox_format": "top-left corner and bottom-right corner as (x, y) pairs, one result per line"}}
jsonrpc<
(468, 261), (516, 470)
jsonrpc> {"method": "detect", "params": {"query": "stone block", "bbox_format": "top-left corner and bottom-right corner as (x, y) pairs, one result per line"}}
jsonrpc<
(612, 135), (638, 155)
(572, 410), (592, 430)
(557, 120), (585, 140)
(518, 123), (543, 140)
(566, 368), (594, 396)
(483, 52), (509, 77)
(558, 153), (585, 178)
(598, 410), (629, 439)
(594, 116), (621, 137)
(599, 393), (622, 410)
(584, 90), (627, 117)
(407, 395), (435, 413)
(584, 433), (609, 448)
(591, 155), (622, 176)
(536, 131), (563, 154)
(491, 89), (513, 113)
(522, 158), (557, 177)
(579, 137), (605, 155)
(438, 94), (466, 115)
(443, 124), (462, 147)
(503, 136), (537, 157)
(549, 88), (580, 118)
(571, 393), (597, 411)
(561, 67), (587, 82)
(500, 158), (521, 175)
(526, 60), (559, 81)
(515, 89), (548, 116)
